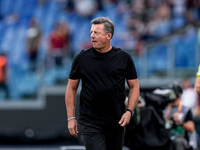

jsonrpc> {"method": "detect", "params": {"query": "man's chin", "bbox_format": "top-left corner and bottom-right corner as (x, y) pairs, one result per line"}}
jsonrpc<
(93, 46), (99, 49)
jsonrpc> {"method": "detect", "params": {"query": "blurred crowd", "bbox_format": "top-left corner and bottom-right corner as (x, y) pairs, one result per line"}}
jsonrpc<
(1, 0), (200, 70)
(57, 0), (200, 53)
(0, 0), (199, 99)
(58, 0), (200, 54)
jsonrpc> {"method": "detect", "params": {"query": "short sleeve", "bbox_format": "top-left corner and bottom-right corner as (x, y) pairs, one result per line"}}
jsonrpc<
(125, 54), (138, 80)
(184, 109), (193, 122)
(69, 54), (81, 80)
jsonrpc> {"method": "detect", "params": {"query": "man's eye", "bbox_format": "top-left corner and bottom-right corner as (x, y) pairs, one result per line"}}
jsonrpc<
(90, 31), (100, 36)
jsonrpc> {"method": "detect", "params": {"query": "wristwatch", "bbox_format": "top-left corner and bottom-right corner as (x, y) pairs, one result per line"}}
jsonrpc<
(126, 109), (134, 116)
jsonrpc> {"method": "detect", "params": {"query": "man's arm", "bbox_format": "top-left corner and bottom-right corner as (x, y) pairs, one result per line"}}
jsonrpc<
(119, 79), (140, 127)
(126, 79), (140, 111)
(173, 109), (195, 133)
(173, 114), (195, 132)
(65, 79), (80, 137)
(182, 121), (195, 133)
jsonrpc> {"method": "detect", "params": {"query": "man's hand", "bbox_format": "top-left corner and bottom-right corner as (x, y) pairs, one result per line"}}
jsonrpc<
(119, 111), (132, 127)
(68, 119), (79, 137)
(173, 113), (184, 126)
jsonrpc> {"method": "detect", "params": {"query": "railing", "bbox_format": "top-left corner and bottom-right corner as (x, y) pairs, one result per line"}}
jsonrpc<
(132, 28), (199, 82)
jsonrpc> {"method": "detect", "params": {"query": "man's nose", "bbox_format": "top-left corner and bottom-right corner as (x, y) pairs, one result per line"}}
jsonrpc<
(91, 32), (95, 38)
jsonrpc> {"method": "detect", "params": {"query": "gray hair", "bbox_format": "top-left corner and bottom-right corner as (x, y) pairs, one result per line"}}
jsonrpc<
(91, 17), (114, 38)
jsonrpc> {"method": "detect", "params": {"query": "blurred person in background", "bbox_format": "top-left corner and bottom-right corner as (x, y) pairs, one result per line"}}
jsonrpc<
(145, 1), (171, 37)
(181, 78), (198, 116)
(48, 21), (70, 68)
(185, 0), (200, 26)
(65, 17), (139, 150)
(26, 18), (42, 72)
(4, 13), (20, 25)
(0, 52), (9, 99)
(195, 65), (200, 94)
(73, 0), (99, 18)
(163, 84), (197, 150)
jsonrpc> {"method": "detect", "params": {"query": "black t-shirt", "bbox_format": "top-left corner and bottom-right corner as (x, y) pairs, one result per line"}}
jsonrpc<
(69, 46), (138, 125)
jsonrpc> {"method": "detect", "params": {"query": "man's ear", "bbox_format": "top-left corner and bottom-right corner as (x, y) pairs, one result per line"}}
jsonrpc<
(107, 33), (112, 40)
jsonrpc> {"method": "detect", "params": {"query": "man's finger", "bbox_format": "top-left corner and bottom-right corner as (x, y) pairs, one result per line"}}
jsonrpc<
(119, 114), (125, 125)
(68, 119), (78, 137)
(75, 125), (79, 134)
(69, 129), (78, 137)
(119, 118), (123, 125)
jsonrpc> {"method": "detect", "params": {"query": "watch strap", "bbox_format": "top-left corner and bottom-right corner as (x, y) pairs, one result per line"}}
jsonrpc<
(126, 109), (134, 116)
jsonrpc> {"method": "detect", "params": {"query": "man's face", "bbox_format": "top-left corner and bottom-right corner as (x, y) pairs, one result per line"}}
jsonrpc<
(90, 24), (111, 50)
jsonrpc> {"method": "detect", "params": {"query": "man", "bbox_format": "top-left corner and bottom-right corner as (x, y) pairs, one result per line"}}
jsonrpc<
(163, 84), (196, 150)
(65, 17), (139, 150)
(48, 21), (69, 68)
(26, 18), (42, 72)
(195, 65), (200, 94)
(181, 79), (198, 116)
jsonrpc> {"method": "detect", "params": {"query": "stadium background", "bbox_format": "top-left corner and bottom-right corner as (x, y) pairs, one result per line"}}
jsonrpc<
(0, 0), (200, 149)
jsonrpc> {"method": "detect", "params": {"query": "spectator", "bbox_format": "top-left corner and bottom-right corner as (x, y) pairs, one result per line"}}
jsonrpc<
(4, 13), (20, 25)
(73, 0), (99, 18)
(26, 18), (42, 72)
(146, 2), (171, 37)
(48, 21), (70, 68)
(37, 0), (46, 6)
(181, 78), (198, 116)
(0, 52), (9, 99)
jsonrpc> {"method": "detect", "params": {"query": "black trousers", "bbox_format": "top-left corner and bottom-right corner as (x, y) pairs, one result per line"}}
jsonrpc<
(80, 123), (125, 150)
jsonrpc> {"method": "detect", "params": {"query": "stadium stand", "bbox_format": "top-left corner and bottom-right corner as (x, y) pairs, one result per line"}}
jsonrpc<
(0, 0), (198, 100)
